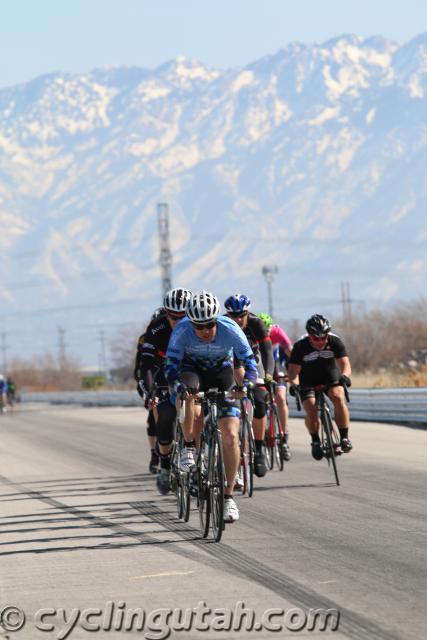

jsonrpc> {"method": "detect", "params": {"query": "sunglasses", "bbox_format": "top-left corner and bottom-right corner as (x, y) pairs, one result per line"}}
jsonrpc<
(228, 311), (247, 318)
(193, 320), (217, 330)
(167, 312), (185, 320)
(309, 334), (328, 341)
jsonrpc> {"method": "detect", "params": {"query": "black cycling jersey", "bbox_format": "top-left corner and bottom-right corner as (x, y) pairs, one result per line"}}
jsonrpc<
(239, 313), (275, 378)
(289, 333), (347, 388)
(134, 316), (172, 388)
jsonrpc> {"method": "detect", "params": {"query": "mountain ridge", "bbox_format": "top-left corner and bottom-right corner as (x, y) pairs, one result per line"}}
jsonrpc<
(0, 33), (426, 364)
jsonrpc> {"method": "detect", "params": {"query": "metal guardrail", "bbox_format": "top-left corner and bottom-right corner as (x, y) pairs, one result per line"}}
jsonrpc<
(21, 388), (427, 424)
(289, 388), (427, 424)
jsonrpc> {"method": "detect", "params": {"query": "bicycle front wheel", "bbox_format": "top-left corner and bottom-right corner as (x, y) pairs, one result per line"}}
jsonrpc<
(323, 410), (340, 486)
(209, 429), (225, 542)
(197, 436), (210, 537)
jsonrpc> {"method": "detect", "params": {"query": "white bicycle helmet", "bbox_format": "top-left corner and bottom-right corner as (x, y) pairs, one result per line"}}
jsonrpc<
(186, 291), (221, 323)
(163, 287), (192, 313)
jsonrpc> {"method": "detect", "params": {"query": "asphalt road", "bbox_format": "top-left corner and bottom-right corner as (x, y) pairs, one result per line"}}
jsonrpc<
(0, 403), (425, 640)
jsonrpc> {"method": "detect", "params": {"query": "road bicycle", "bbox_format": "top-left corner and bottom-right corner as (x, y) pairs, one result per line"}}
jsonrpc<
(294, 382), (350, 486)
(191, 388), (236, 543)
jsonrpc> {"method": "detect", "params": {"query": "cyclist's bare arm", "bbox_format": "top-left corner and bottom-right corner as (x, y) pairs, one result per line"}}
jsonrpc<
(337, 356), (351, 377)
(287, 363), (301, 385)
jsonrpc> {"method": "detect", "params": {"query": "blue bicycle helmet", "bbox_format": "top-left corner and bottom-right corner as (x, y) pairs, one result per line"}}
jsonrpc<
(224, 294), (251, 314)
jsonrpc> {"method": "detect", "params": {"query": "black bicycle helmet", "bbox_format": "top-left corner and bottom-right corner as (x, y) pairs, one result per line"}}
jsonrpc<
(305, 314), (331, 337)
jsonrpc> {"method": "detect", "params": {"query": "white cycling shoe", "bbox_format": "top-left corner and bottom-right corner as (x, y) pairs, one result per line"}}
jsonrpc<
(233, 471), (244, 492)
(180, 446), (195, 471)
(223, 497), (240, 523)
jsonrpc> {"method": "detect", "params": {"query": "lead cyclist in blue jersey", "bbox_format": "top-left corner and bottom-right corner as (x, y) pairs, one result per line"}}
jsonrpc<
(165, 291), (257, 523)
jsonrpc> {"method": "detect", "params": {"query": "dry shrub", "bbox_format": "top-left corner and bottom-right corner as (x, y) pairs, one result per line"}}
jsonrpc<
(9, 353), (82, 391)
(334, 299), (427, 374)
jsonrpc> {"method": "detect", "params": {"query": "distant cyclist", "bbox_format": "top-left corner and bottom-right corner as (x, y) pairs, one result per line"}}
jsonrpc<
(134, 288), (192, 492)
(0, 375), (8, 411)
(6, 377), (16, 406)
(287, 314), (352, 460)
(165, 291), (257, 523)
(258, 312), (293, 461)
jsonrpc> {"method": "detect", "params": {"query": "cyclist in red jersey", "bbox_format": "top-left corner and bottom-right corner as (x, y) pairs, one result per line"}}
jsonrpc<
(258, 313), (293, 461)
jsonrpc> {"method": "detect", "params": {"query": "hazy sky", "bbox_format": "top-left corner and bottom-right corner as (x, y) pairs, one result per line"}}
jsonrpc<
(2, 0), (427, 88)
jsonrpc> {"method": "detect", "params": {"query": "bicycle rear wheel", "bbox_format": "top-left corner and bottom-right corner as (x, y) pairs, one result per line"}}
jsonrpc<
(322, 410), (340, 486)
(197, 436), (210, 537)
(210, 429), (225, 542)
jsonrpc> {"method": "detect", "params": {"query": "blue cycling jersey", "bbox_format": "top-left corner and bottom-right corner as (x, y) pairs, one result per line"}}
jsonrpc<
(0, 380), (8, 393)
(165, 315), (257, 385)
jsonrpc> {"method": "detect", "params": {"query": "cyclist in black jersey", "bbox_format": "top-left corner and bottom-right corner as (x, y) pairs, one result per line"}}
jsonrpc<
(224, 294), (275, 477)
(134, 288), (192, 493)
(288, 314), (353, 460)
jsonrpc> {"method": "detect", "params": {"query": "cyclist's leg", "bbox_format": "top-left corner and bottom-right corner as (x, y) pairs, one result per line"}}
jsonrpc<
(302, 390), (323, 460)
(274, 385), (288, 434)
(147, 410), (159, 473)
(327, 385), (352, 451)
(180, 371), (202, 442)
(252, 386), (268, 476)
(275, 384), (291, 459)
(156, 397), (177, 494)
(207, 366), (241, 520)
(178, 371), (202, 469)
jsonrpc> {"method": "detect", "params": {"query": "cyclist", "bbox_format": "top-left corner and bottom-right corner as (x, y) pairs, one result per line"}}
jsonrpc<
(287, 314), (353, 460)
(224, 295), (275, 477)
(6, 377), (16, 406)
(258, 312), (293, 461)
(0, 375), (8, 411)
(134, 288), (192, 492)
(165, 291), (257, 523)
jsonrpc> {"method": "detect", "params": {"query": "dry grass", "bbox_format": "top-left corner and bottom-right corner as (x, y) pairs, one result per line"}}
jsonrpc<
(352, 365), (427, 388)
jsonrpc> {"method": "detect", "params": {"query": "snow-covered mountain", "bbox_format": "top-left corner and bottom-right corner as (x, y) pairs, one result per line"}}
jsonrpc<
(1, 33), (427, 365)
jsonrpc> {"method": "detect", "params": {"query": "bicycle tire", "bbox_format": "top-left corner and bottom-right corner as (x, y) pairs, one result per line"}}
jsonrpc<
(241, 412), (254, 497)
(197, 435), (210, 538)
(172, 428), (184, 519)
(210, 428), (225, 542)
(322, 409), (340, 486)
(181, 472), (191, 522)
(264, 408), (274, 470)
(271, 404), (285, 471)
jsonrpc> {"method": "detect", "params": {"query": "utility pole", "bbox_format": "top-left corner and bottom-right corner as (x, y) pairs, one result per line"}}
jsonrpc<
(57, 326), (66, 369)
(157, 203), (172, 299)
(341, 282), (352, 321)
(262, 265), (278, 317)
(99, 329), (107, 379)
(1, 332), (7, 373)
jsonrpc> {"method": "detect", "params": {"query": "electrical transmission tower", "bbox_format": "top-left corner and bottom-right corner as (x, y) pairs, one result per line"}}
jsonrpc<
(57, 326), (67, 368)
(341, 282), (353, 321)
(157, 203), (172, 299)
